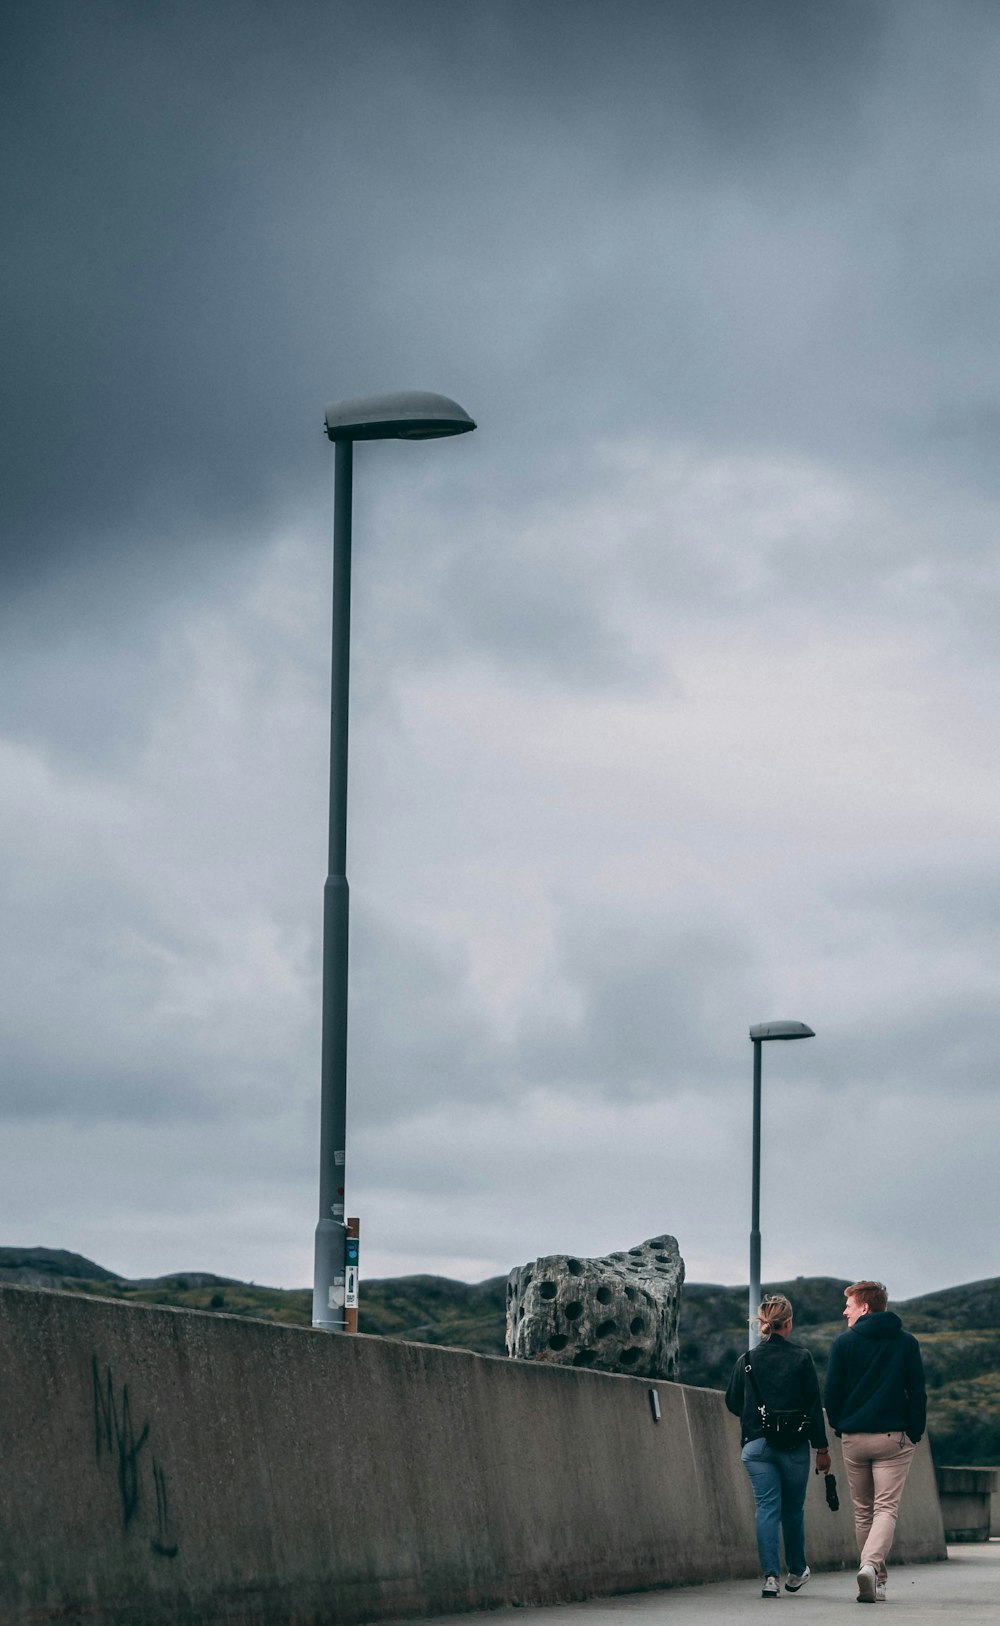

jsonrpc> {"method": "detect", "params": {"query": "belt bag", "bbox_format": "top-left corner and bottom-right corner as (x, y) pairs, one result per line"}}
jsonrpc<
(744, 1357), (810, 1451)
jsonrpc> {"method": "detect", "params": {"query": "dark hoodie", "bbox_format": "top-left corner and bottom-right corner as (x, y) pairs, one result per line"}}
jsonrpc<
(823, 1310), (926, 1442)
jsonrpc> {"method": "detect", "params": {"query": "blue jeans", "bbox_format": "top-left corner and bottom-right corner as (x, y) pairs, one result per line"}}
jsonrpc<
(740, 1437), (811, 1577)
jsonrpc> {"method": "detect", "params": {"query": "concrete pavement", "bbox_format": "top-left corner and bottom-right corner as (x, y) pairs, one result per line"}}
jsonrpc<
(404, 1545), (999, 1626)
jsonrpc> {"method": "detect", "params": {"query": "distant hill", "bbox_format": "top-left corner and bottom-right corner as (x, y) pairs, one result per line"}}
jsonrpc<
(0, 1247), (122, 1285)
(3, 1248), (998, 1464)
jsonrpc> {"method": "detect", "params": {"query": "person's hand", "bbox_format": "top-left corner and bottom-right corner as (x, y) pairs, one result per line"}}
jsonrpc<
(815, 1449), (832, 1474)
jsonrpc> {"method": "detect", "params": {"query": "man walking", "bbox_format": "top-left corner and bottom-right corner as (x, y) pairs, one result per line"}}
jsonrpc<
(823, 1280), (927, 1604)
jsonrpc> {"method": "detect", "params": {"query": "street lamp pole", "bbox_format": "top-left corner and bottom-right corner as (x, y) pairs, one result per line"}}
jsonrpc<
(747, 1020), (815, 1348)
(313, 436), (354, 1332)
(313, 392), (476, 1332)
(750, 1033), (762, 1347)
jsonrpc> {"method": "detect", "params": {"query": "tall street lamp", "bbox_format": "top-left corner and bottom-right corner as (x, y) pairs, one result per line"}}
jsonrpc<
(313, 391), (476, 1331)
(747, 1020), (815, 1347)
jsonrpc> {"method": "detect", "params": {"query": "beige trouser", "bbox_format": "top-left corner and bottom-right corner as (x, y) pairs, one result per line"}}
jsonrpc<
(841, 1431), (917, 1583)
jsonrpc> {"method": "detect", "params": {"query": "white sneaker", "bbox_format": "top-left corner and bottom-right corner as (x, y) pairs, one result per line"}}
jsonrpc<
(875, 1582), (886, 1603)
(762, 1575), (780, 1598)
(857, 1564), (877, 1603)
(785, 1567), (810, 1593)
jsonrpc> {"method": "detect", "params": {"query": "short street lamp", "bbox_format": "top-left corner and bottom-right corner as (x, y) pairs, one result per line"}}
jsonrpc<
(313, 391), (476, 1331)
(747, 1020), (815, 1348)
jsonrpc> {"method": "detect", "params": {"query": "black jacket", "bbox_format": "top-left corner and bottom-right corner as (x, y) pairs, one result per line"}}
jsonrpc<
(823, 1311), (926, 1442)
(725, 1335), (829, 1448)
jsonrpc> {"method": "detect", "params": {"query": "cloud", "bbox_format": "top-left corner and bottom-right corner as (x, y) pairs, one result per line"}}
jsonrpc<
(5, 0), (1000, 1301)
(515, 912), (756, 1095)
(3, 0), (991, 602)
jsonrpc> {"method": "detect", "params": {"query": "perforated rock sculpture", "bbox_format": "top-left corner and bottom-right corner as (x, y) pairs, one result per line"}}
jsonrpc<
(505, 1234), (684, 1380)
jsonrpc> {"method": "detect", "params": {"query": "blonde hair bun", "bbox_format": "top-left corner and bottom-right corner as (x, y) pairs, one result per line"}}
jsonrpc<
(756, 1294), (793, 1337)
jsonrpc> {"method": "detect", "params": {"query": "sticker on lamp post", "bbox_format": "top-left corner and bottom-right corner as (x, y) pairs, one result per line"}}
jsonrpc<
(328, 1276), (346, 1309)
(345, 1233), (359, 1309)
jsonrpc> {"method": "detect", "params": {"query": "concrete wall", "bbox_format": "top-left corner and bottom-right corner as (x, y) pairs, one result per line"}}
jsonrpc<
(936, 1466), (998, 1540)
(0, 1285), (946, 1626)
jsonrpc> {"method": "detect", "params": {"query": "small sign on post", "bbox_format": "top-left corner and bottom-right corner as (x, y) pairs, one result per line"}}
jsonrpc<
(345, 1217), (360, 1332)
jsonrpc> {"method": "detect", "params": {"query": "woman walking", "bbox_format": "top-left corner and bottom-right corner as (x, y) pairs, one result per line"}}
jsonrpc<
(726, 1295), (831, 1598)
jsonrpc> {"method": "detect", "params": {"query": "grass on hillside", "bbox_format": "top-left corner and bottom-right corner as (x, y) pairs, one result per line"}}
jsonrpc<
(69, 1276), (314, 1326)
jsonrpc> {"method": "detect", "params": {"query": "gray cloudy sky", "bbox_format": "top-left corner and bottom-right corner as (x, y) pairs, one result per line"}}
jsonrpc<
(4, 0), (1000, 1301)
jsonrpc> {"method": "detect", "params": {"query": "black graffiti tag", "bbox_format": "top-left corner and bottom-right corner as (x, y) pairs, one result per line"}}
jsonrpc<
(92, 1357), (179, 1558)
(150, 1456), (178, 1558)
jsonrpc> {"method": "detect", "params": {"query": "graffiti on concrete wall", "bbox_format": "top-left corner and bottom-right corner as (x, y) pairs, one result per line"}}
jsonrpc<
(92, 1356), (179, 1558)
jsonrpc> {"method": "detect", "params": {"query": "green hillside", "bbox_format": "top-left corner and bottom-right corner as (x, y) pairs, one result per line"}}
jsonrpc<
(3, 1249), (997, 1463)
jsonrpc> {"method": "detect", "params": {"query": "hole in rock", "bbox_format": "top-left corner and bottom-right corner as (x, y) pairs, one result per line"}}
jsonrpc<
(539, 1281), (557, 1299)
(596, 1320), (617, 1339)
(620, 1347), (641, 1365)
(630, 1317), (645, 1335)
(565, 1301), (583, 1320)
(567, 1258), (583, 1276)
(548, 1334), (569, 1351)
(573, 1349), (596, 1366)
(624, 1286), (636, 1300)
(596, 1286), (613, 1305)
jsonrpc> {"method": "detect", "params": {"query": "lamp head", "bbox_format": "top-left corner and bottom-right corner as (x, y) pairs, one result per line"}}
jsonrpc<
(749, 1021), (815, 1042)
(324, 391), (476, 443)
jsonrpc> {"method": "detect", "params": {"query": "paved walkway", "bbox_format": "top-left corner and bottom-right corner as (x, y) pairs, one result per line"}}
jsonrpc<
(414, 1546), (999, 1625)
